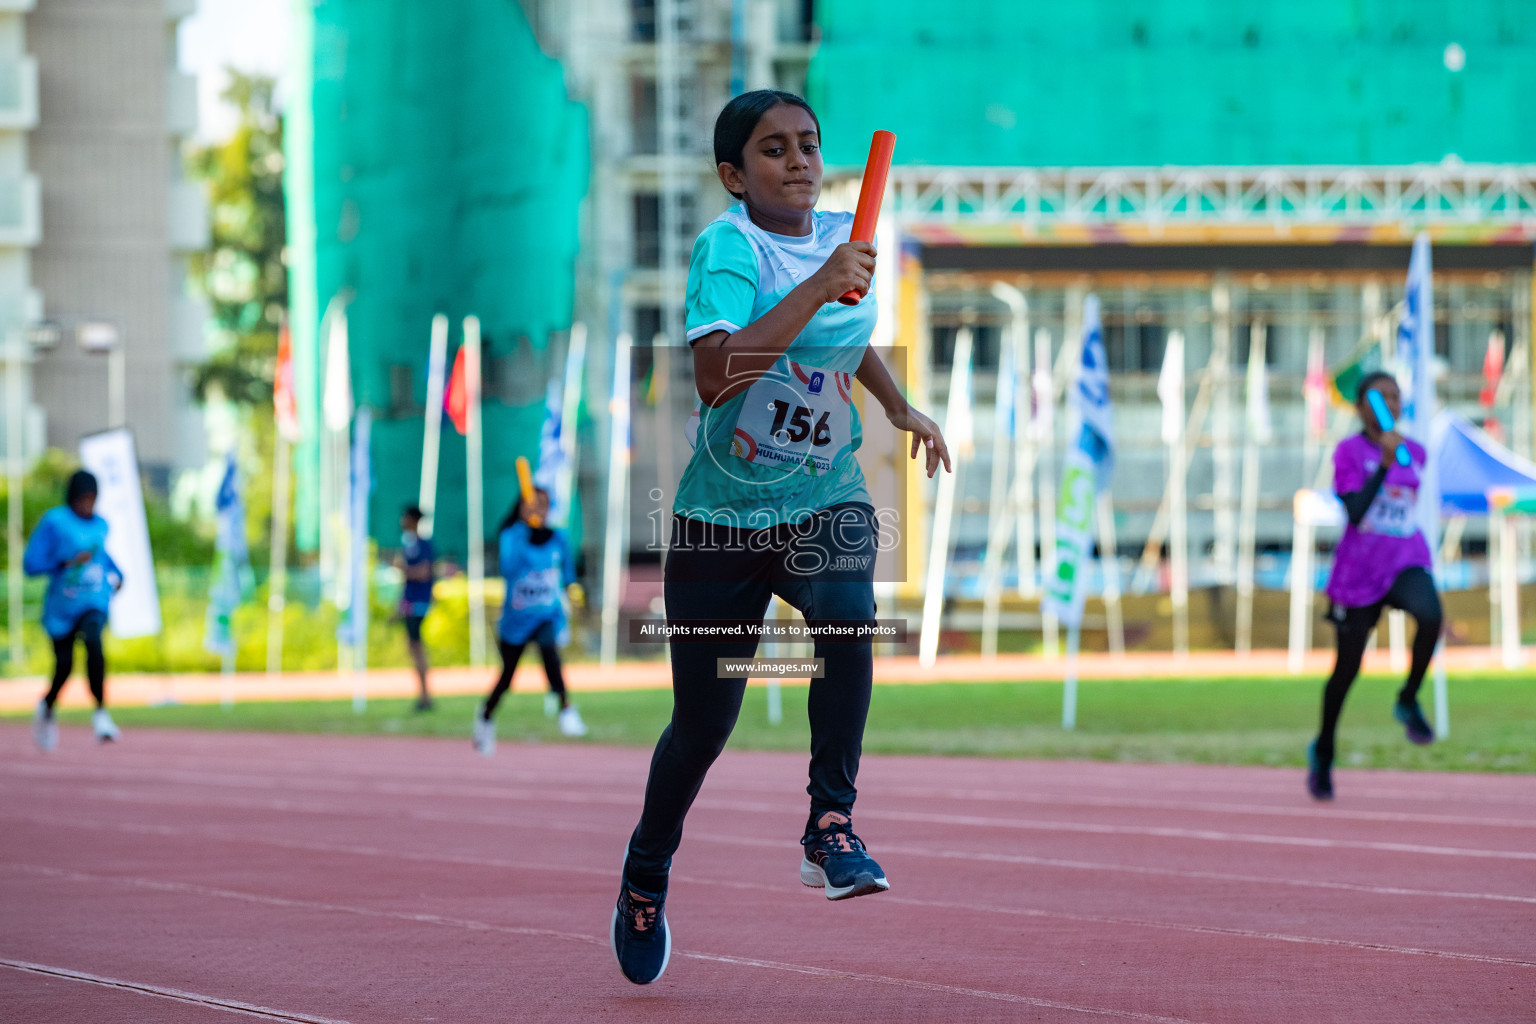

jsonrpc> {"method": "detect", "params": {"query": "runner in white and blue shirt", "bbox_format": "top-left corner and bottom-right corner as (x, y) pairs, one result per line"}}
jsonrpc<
(612, 90), (952, 987)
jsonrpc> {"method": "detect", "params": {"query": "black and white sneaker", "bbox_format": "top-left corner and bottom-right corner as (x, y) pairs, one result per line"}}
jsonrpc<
(610, 865), (670, 985)
(800, 811), (890, 901)
(1394, 699), (1435, 745)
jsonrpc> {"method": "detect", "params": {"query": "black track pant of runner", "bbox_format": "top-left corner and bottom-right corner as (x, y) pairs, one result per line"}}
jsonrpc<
(1316, 567), (1442, 761)
(482, 620), (567, 718)
(43, 610), (108, 711)
(625, 504), (878, 891)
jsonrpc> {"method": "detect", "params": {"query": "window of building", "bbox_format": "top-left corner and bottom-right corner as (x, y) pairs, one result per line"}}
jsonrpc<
(633, 193), (660, 268)
(631, 77), (658, 155)
(632, 0), (656, 41)
(634, 306), (663, 345)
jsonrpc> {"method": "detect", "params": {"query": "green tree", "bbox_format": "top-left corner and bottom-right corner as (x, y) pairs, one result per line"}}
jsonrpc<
(186, 71), (289, 563)
(187, 71), (286, 407)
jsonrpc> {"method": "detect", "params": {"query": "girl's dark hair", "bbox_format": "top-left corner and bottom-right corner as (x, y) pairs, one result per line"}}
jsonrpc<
(498, 488), (551, 535)
(1355, 370), (1397, 406)
(66, 470), (98, 505)
(713, 89), (820, 199)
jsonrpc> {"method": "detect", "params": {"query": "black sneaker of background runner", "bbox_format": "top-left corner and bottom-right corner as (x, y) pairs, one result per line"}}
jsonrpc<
(1306, 739), (1335, 801)
(1393, 698), (1435, 745)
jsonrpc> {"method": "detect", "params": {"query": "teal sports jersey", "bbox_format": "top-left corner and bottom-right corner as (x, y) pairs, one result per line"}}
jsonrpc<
(676, 205), (877, 529)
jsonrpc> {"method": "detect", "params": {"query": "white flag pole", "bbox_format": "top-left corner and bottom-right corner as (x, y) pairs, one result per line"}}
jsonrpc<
(989, 283), (1035, 600)
(321, 302), (353, 678)
(418, 313), (449, 539)
(1235, 320), (1268, 653)
(919, 328), (972, 669)
(553, 322), (586, 529)
(600, 333), (632, 666)
(1498, 507), (1522, 669)
(1061, 616), (1081, 729)
(1399, 233), (1448, 738)
(1163, 330), (1190, 659)
(464, 316), (487, 669)
(979, 306), (1018, 659)
(1034, 327), (1058, 657)
(1210, 280), (1237, 590)
(350, 407), (372, 712)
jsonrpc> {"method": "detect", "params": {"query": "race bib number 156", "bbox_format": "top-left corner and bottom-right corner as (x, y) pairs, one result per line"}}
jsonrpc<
(731, 361), (853, 476)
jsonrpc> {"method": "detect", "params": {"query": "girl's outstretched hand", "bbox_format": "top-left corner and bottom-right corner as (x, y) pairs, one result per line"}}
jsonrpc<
(887, 402), (952, 478)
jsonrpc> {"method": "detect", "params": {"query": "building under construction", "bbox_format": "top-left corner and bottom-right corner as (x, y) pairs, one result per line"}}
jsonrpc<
(285, 0), (1536, 649)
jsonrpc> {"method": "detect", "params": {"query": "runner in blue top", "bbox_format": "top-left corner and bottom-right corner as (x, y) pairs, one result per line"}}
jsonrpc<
(472, 486), (587, 755)
(394, 506), (436, 711)
(25, 470), (125, 751)
(612, 90), (951, 986)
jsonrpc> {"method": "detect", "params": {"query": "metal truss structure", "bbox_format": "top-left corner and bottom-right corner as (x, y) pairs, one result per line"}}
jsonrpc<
(880, 164), (1536, 227)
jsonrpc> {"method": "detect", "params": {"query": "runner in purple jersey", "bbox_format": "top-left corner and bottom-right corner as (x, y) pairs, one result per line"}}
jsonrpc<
(1309, 372), (1442, 801)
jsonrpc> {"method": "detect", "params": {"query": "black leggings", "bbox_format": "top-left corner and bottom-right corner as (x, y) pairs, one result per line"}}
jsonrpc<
(44, 610), (108, 711)
(483, 620), (566, 718)
(1316, 567), (1442, 760)
(625, 504), (878, 890)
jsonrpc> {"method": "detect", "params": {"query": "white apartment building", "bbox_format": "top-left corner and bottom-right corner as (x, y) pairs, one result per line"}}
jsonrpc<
(10, 0), (209, 486)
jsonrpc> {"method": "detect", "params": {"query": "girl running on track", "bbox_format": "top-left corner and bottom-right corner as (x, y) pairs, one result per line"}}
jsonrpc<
(610, 89), (951, 985)
(1309, 372), (1441, 800)
(27, 470), (125, 751)
(473, 486), (586, 755)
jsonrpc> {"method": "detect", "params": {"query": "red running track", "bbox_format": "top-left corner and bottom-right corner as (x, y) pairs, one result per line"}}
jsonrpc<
(1, 726), (1532, 1023)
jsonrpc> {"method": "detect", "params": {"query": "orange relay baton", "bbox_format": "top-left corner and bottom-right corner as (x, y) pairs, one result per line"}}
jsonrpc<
(837, 129), (897, 306)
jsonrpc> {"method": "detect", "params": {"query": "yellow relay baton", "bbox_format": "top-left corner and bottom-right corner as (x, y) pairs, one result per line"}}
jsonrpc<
(516, 456), (543, 528)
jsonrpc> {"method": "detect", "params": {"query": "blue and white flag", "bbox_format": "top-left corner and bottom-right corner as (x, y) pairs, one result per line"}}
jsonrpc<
(533, 380), (567, 516)
(339, 409), (373, 651)
(1397, 232), (1439, 547)
(1043, 295), (1115, 628)
(1397, 232), (1436, 442)
(204, 451), (251, 658)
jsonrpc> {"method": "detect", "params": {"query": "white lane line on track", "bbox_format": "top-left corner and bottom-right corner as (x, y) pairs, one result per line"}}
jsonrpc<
(7, 794), (1536, 908)
(865, 808), (1536, 861)
(7, 830), (1535, 969)
(11, 765), (1535, 861)
(8, 757), (1536, 823)
(17, 742), (1536, 808)
(0, 958), (355, 1024)
(0, 865), (1215, 1024)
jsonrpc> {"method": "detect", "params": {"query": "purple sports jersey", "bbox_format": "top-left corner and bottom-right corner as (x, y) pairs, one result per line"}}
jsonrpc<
(1324, 432), (1433, 608)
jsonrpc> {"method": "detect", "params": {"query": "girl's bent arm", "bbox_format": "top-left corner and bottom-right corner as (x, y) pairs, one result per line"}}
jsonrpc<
(1339, 463), (1389, 526)
(692, 240), (876, 407)
(855, 347), (952, 479)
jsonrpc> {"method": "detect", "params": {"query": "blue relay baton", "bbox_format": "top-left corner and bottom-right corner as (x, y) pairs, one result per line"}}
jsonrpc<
(1365, 389), (1411, 467)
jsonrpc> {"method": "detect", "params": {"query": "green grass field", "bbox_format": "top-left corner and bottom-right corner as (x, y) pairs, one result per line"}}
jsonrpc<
(12, 672), (1532, 773)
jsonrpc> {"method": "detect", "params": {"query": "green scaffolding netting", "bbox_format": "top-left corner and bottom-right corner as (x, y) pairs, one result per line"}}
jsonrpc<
(285, 0), (589, 557)
(809, 0), (1536, 168)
